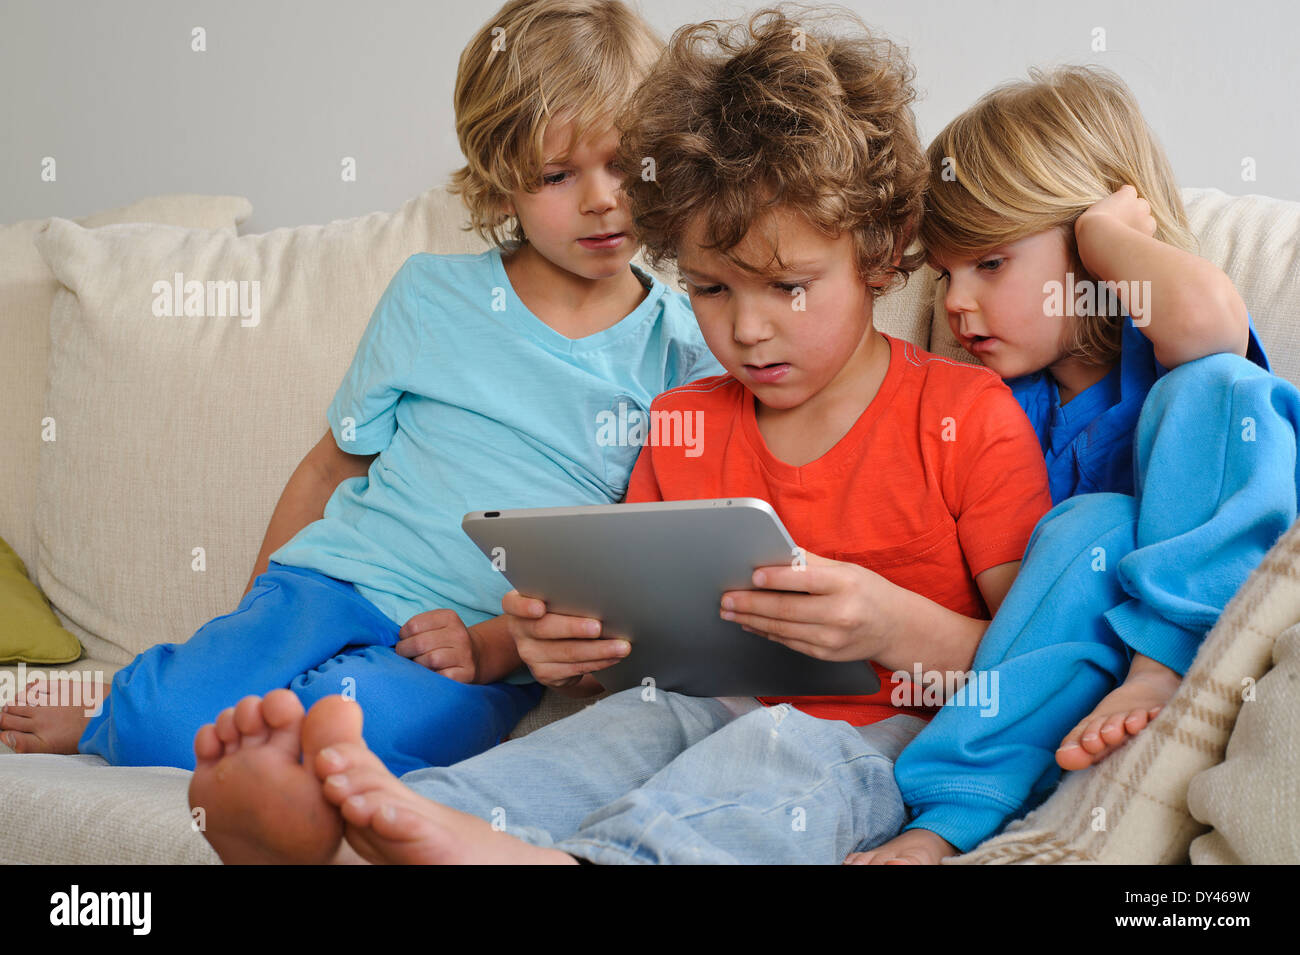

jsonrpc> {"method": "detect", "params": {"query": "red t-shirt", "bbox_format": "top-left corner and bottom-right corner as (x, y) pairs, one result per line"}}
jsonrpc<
(624, 333), (1053, 726)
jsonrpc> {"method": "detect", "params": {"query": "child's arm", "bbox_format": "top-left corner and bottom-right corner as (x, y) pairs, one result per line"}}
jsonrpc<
(242, 427), (376, 596)
(1074, 185), (1249, 369)
(719, 553), (1021, 679)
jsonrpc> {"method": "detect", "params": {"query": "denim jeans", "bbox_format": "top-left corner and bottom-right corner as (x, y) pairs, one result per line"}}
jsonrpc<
(400, 687), (926, 864)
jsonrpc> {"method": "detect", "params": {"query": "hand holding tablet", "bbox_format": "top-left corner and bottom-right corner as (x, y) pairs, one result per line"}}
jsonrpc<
(463, 499), (881, 697)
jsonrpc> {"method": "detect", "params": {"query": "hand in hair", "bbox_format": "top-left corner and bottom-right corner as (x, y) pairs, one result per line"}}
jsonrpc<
(1076, 184), (1157, 239)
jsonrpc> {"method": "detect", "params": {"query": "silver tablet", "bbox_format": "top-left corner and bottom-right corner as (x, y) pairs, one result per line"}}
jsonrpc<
(462, 499), (881, 697)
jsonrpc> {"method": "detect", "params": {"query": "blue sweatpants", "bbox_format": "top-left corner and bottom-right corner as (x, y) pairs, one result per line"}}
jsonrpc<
(896, 353), (1300, 851)
(78, 562), (543, 775)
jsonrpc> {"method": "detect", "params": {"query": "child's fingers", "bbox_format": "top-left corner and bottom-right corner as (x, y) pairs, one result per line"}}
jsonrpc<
(501, 590), (547, 619)
(519, 636), (629, 666)
(519, 613), (602, 641)
(398, 608), (462, 639)
(721, 588), (820, 625)
(724, 612), (847, 659)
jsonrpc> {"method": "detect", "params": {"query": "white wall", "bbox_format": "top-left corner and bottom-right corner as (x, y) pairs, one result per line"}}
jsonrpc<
(3, 0), (1296, 232)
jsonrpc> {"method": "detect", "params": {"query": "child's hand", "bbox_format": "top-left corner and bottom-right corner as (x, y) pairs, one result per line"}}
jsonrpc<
(719, 550), (897, 663)
(1076, 184), (1156, 239)
(501, 590), (629, 690)
(395, 609), (480, 683)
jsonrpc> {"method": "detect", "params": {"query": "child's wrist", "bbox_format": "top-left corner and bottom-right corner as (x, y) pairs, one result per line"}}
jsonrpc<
(468, 621), (523, 684)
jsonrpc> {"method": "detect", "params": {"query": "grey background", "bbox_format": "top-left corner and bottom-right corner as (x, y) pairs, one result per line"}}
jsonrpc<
(3, 0), (1296, 232)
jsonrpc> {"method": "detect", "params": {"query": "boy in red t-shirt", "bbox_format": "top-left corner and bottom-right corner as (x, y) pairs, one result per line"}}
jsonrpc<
(184, 7), (1052, 866)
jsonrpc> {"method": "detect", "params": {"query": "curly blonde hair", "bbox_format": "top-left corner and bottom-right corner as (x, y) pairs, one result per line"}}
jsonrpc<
(920, 65), (1195, 365)
(448, 0), (663, 249)
(615, 4), (928, 296)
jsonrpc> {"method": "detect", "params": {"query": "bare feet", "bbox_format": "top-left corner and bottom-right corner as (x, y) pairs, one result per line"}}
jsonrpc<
(0, 675), (107, 753)
(189, 690), (360, 865)
(1056, 655), (1181, 771)
(304, 695), (577, 865)
(845, 828), (956, 865)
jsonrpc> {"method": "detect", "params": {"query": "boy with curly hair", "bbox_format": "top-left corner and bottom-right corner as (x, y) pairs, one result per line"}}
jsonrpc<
(188, 4), (1054, 865)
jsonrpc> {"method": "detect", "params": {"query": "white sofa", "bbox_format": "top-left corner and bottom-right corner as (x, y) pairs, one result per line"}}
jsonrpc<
(2, 185), (1298, 864)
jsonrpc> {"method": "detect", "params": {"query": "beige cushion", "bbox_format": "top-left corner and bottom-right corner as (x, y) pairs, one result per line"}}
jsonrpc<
(927, 188), (1300, 388)
(1184, 188), (1300, 387)
(945, 513), (1300, 864)
(1187, 621), (1300, 863)
(0, 195), (252, 582)
(32, 186), (486, 664)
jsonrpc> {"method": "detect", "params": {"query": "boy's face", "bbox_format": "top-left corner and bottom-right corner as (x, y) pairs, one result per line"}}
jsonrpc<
(676, 206), (878, 412)
(501, 120), (636, 281)
(929, 229), (1074, 380)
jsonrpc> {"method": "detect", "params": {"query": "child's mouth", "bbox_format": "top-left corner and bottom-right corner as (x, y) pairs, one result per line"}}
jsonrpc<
(578, 233), (626, 250)
(744, 362), (791, 383)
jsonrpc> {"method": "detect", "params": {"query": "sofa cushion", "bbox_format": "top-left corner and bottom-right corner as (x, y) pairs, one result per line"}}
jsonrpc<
(31, 186), (488, 664)
(1187, 620), (1300, 863)
(0, 195), (252, 584)
(0, 534), (80, 664)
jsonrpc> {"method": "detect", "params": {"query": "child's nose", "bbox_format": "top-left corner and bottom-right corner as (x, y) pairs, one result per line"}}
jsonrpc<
(943, 273), (976, 319)
(580, 170), (620, 215)
(732, 301), (775, 344)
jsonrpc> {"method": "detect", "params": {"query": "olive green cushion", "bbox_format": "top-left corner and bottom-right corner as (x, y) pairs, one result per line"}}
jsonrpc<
(0, 535), (81, 664)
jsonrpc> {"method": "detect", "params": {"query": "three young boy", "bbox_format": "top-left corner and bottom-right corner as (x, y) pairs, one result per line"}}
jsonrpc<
(186, 4), (1064, 865)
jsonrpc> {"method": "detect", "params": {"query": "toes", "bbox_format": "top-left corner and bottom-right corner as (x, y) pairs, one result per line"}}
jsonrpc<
(1055, 741), (1094, 771)
(232, 696), (270, 741)
(214, 707), (239, 750)
(1098, 713), (1130, 745)
(301, 695), (365, 762)
(1078, 716), (1109, 754)
(194, 723), (222, 764)
(1122, 708), (1151, 734)
(317, 744), (392, 801)
(261, 689), (306, 731)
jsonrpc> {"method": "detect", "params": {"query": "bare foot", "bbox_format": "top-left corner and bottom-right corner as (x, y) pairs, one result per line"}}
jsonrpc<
(845, 828), (956, 865)
(303, 695), (577, 865)
(0, 675), (107, 753)
(1056, 657), (1181, 771)
(189, 689), (361, 865)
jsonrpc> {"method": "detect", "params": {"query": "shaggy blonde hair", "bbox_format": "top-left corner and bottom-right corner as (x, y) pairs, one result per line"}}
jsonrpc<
(920, 65), (1194, 365)
(616, 4), (928, 297)
(448, 0), (663, 249)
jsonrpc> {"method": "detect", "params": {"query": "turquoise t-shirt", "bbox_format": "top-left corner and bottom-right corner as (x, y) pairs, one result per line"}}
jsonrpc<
(270, 248), (721, 631)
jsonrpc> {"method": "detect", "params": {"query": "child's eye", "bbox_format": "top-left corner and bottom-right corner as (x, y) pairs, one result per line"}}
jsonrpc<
(977, 257), (1003, 272)
(682, 281), (724, 297)
(775, 281), (810, 295)
(542, 171), (570, 186)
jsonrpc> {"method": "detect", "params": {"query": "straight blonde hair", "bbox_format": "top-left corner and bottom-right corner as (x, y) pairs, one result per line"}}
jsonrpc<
(448, 0), (664, 250)
(920, 65), (1194, 365)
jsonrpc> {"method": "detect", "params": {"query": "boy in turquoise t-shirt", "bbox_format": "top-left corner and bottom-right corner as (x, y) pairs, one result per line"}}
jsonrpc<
(0, 0), (720, 776)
